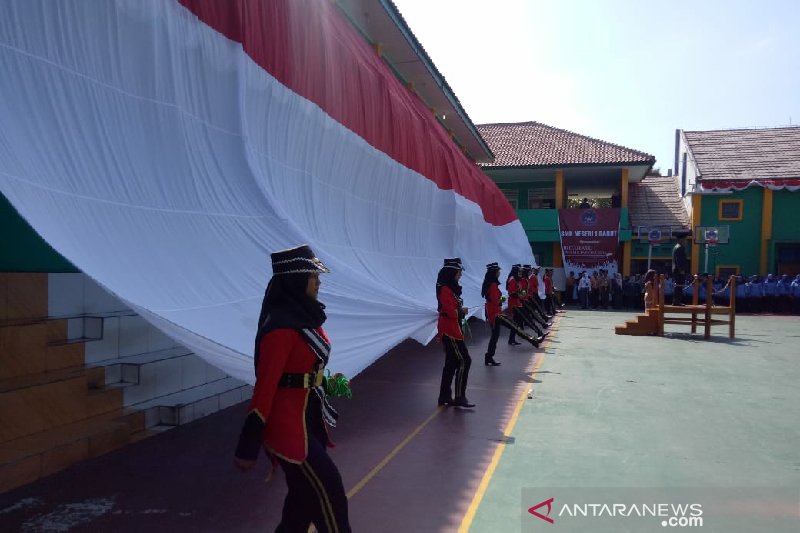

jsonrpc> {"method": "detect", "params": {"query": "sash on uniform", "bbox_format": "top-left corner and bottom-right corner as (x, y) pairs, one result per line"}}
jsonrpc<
(301, 328), (339, 427)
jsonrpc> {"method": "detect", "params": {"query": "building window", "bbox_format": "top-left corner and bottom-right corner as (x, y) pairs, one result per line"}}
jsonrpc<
(716, 265), (739, 279)
(528, 188), (556, 209)
(718, 199), (743, 221)
(501, 189), (518, 209)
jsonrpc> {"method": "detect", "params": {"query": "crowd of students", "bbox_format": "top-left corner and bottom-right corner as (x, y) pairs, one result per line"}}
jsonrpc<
(562, 270), (800, 314)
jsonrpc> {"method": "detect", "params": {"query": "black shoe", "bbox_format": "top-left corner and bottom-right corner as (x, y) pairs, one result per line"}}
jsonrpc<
(485, 359), (501, 366)
(545, 322), (553, 327)
(526, 336), (541, 347)
(437, 397), (454, 407)
(452, 397), (475, 408)
(508, 340), (522, 346)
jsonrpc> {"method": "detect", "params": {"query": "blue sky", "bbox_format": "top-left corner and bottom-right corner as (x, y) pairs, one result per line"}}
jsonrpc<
(392, 0), (800, 172)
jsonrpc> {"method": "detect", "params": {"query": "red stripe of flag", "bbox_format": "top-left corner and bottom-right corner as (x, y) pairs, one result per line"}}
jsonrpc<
(177, 0), (516, 226)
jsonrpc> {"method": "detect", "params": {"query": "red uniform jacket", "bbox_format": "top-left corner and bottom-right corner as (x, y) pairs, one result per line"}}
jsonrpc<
(529, 275), (540, 298)
(544, 276), (553, 296)
(484, 282), (502, 326)
(437, 285), (463, 340)
(248, 327), (332, 463)
(506, 278), (521, 310)
(519, 278), (530, 301)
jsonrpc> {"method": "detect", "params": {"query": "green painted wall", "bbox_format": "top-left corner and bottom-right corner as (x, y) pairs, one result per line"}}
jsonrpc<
(1, 192), (78, 272)
(495, 180), (555, 265)
(518, 209), (559, 242)
(770, 189), (800, 270)
(496, 182), (553, 209)
(530, 241), (553, 266)
(699, 188), (763, 275)
(695, 188), (799, 274)
(771, 190), (800, 241)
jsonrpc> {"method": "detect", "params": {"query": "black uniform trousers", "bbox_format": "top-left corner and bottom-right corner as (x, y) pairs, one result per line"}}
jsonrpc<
(439, 334), (472, 402)
(519, 302), (546, 334)
(276, 398), (350, 533)
(672, 271), (686, 305)
(508, 308), (534, 342)
(487, 314), (531, 359)
(526, 295), (549, 319)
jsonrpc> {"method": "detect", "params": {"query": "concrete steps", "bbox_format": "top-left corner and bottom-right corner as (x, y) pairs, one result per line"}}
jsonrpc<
(133, 377), (252, 427)
(0, 273), (154, 494)
(0, 272), (251, 494)
(87, 348), (246, 417)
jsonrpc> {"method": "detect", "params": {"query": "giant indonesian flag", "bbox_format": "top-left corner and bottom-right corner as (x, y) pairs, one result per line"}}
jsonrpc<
(558, 209), (621, 276)
(0, 0), (533, 382)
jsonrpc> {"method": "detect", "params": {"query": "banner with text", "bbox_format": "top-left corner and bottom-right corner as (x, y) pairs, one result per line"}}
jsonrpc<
(558, 208), (621, 276)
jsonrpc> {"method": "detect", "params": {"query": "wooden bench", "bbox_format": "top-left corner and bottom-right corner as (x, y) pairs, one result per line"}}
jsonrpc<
(657, 274), (736, 339)
(615, 274), (736, 339)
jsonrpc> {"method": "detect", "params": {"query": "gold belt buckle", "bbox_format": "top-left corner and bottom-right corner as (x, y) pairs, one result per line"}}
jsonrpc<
(303, 372), (323, 388)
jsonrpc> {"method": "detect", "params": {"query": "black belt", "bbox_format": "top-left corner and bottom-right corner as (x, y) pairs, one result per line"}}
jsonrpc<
(278, 371), (323, 389)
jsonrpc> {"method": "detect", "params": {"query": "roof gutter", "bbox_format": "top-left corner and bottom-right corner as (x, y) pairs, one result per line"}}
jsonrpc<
(482, 160), (656, 171)
(375, 0), (494, 161)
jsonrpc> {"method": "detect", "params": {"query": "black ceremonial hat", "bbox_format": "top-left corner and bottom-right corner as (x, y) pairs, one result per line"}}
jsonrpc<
(443, 257), (464, 271)
(271, 245), (330, 275)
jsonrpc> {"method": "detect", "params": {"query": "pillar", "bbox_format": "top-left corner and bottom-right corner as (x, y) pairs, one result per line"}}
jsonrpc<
(620, 168), (629, 208)
(760, 188), (773, 274)
(555, 170), (565, 209)
(691, 194), (702, 274)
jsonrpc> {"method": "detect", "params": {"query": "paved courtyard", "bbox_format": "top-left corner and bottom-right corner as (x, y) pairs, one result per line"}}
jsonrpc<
(1, 310), (798, 532)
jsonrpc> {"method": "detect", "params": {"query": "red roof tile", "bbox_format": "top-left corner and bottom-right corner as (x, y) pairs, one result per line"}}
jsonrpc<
(476, 121), (655, 167)
(628, 175), (690, 231)
(684, 127), (800, 182)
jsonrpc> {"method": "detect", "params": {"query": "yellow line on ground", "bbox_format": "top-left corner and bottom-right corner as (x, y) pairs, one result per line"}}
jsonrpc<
(346, 407), (442, 499)
(457, 319), (558, 533)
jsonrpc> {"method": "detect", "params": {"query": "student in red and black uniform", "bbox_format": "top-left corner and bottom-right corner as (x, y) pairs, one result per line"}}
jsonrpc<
(526, 265), (553, 322)
(235, 245), (350, 533)
(506, 264), (527, 345)
(519, 265), (550, 334)
(437, 258), (475, 409)
(482, 262), (540, 365)
(543, 268), (556, 315)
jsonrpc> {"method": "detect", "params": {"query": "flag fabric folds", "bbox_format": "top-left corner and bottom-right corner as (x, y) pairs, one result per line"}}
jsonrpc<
(0, 0), (533, 382)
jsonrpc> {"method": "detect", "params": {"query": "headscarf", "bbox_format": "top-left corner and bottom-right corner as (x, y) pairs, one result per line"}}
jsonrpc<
(436, 266), (462, 301)
(253, 273), (326, 369)
(481, 267), (500, 299)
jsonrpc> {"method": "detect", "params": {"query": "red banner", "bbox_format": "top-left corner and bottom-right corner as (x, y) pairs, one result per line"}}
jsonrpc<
(558, 208), (621, 275)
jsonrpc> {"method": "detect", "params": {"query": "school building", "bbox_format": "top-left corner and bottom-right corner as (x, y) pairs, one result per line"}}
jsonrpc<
(675, 126), (800, 277)
(477, 121), (693, 276)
